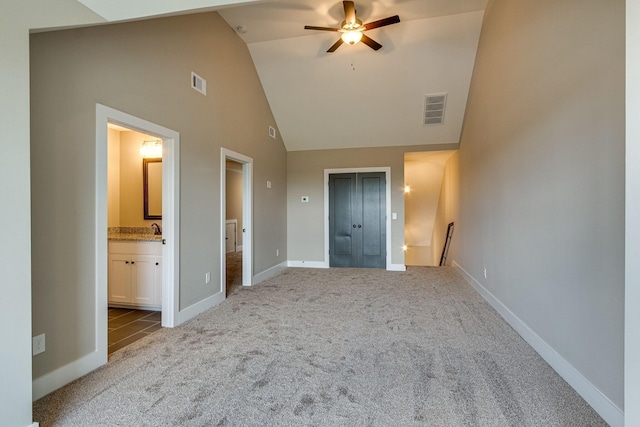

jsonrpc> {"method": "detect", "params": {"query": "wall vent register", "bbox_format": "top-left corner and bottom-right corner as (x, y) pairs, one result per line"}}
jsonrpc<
(424, 93), (447, 125)
(191, 71), (206, 95)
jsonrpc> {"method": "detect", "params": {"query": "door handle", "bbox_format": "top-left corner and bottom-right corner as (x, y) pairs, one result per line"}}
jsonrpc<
(162, 238), (166, 245)
(353, 224), (356, 228)
(358, 224), (362, 228)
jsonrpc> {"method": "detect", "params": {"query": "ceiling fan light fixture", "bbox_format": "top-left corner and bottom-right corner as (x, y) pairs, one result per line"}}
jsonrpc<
(341, 30), (363, 45)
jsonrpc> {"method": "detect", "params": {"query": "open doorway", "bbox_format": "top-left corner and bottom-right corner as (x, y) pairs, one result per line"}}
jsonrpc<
(96, 104), (180, 362)
(403, 150), (456, 266)
(225, 160), (243, 295)
(221, 148), (253, 295)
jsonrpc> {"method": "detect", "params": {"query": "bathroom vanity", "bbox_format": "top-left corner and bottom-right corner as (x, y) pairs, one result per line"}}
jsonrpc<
(108, 234), (162, 310)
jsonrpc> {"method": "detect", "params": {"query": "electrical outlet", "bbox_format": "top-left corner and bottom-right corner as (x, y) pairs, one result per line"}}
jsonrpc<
(33, 334), (45, 356)
(267, 181), (272, 189)
(276, 249), (279, 257)
(483, 268), (487, 279)
(205, 272), (211, 284)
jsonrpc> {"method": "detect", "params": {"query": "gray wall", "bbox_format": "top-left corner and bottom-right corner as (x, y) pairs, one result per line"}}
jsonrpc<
(456, 0), (624, 410)
(30, 12), (287, 379)
(287, 144), (457, 266)
(1, 2), (103, 425)
(226, 167), (243, 247)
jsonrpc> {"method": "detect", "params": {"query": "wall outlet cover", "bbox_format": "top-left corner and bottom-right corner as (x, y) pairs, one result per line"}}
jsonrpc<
(33, 334), (45, 356)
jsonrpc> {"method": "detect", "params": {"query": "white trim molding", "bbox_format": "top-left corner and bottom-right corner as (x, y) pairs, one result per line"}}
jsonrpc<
(287, 260), (328, 269)
(452, 261), (624, 427)
(177, 292), (225, 325)
(253, 262), (288, 284)
(96, 104), (180, 330)
(388, 264), (407, 272)
(33, 349), (104, 401)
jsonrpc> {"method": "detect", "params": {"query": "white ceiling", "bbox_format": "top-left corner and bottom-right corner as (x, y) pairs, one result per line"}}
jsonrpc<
(218, 0), (487, 151)
(76, 0), (488, 152)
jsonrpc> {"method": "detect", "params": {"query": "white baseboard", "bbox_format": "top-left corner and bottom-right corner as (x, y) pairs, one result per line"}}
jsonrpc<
(452, 261), (624, 427)
(33, 348), (106, 401)
(287, 260), (328, 269)
(29, 423), (39, 427)
(287, 261), (405, 271)
(253, 262), (288, 284)
(177, 291), (224, 325)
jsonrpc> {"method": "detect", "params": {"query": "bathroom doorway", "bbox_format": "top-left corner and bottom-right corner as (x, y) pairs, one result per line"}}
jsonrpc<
(106, 124), (164, 355)
(96, 104), (180, 361)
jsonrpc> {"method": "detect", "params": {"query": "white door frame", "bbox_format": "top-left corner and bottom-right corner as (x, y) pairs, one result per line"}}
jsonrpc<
(324, 167), (392, 270)
(96, 104), (180, 350)
(221, 148), (253, 290)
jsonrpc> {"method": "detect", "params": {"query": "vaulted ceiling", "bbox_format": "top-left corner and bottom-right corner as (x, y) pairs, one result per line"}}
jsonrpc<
(77, 0), (487, 151)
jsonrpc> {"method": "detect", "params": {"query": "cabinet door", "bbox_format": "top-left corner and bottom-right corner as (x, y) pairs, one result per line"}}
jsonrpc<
(131, 254), (158, 306)
(108, 254), (132, 303)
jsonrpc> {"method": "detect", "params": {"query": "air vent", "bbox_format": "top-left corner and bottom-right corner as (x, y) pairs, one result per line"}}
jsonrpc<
(191, 71), (206, 95)
(269, 126), (277, 139)
(424, 93), (447, 125)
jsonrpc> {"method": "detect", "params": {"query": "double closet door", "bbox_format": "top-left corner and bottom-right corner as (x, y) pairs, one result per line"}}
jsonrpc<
(329, 172), (386, 268)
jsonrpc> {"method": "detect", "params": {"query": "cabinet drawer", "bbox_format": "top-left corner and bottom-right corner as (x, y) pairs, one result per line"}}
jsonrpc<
(109, 241), (162, 255)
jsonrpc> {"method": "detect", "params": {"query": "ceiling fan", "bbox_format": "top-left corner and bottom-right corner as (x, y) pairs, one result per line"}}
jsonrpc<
(304, 1), (400, 52)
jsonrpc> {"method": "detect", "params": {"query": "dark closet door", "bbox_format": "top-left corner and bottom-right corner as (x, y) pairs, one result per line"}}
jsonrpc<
(329, 172), (386, 268)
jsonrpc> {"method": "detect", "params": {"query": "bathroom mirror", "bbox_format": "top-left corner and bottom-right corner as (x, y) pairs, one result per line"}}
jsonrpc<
(143, 158), (162, 219)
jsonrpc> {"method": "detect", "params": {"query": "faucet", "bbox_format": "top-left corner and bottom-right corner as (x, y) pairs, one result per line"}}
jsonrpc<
(151, 223), (162, 235)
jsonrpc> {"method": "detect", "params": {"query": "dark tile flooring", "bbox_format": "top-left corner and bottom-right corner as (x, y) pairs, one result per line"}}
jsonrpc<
(108, 308), (161, 356)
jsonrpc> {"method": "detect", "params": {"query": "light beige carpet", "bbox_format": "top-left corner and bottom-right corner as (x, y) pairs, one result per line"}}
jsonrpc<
(34, 267), (606, 426)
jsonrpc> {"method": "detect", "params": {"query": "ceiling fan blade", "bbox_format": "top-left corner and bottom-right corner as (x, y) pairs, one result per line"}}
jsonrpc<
(343, 1), (356, 25)
(327, 38), (344, 53)
(363, 15), (400, 31)
(361, 34), (382, 51)
(304, 25), (339, 31)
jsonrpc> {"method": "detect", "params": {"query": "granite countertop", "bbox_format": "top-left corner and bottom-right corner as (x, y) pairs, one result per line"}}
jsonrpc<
(108, 226), (162, 242)
(108, 233), (162, 242)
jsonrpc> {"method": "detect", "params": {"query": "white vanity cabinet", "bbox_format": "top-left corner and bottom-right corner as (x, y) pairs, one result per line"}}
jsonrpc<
(108, 241), (162, 309)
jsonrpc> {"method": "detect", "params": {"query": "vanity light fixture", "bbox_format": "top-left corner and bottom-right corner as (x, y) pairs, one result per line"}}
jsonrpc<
(404, 185), (411, 193)
(140, 140), (162, 158)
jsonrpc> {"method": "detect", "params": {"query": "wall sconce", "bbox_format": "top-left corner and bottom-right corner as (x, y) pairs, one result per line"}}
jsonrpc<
(140, 140), (162, 158)
(404, 185), (411, 194)
(402, 245), (408, 252)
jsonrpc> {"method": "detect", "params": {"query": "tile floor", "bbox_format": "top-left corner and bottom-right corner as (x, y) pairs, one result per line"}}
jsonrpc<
(108, 308), (162, 356)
